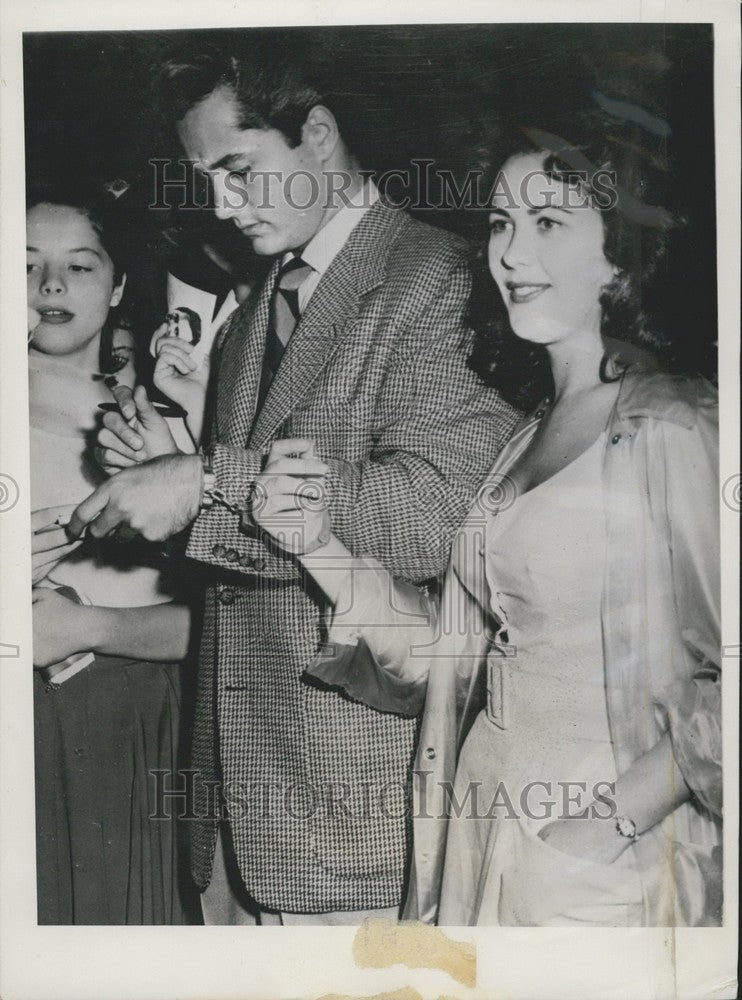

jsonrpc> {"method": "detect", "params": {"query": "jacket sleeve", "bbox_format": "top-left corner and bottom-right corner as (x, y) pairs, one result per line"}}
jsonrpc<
(656, 397), (722, 817)
(323, 259), (519, 581)
(186, 258), (519, 583)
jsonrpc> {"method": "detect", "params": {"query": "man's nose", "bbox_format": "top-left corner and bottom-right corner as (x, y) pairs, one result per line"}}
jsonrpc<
(212, 172), (249, 221)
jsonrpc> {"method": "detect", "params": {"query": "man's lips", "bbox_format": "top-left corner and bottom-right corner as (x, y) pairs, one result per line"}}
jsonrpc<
(235, 221), (266, 234)
(506, 282), (550, 304)
(37, 308), (74, 324)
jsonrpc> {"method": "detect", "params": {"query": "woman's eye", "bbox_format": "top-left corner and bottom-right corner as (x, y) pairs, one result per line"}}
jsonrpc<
(69, 264), (92, 273)
(229, 167), (252, 183)
(26, 263), (38, 274)
(489, 218), (510, 235)
(537, 216), (561, 231)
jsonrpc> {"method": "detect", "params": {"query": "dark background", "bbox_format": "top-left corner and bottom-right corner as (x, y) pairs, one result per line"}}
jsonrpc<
(23, 23), (717, 375)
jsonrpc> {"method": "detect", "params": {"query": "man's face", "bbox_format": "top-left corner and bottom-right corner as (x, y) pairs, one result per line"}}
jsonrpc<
(178, 86), (328, 257)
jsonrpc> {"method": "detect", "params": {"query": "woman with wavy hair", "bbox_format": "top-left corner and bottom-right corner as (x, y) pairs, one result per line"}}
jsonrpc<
(253, 114), (721, 927)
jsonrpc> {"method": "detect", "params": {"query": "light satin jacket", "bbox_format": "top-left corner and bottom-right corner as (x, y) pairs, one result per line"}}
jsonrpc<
(310, 365), (722, 926)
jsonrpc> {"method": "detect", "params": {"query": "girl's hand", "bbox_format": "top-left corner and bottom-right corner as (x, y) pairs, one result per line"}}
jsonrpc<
(253, 439), (332, 555)
(28, 307), (41, 344)
(32, 588), (93, 667)
(95, 384), (180, 473)
(31, 505), (83, 584)
(152, 323), (210, 430)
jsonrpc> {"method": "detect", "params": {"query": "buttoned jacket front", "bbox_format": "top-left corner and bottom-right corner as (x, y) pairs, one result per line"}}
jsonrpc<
(183, 199), (519, 912)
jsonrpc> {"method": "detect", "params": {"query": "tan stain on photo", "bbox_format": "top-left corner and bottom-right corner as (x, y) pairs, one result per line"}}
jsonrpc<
(352, 918), (476, 988)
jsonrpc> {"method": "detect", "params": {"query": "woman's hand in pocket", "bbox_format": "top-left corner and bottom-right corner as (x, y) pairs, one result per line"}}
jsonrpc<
(537, 816), (629, 865)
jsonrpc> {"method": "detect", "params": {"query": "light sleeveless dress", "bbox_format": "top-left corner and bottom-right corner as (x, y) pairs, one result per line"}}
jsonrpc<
(437, 431), (646, 925)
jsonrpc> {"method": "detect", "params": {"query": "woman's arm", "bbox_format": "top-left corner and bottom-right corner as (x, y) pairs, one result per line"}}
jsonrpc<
(32, 588), (191, 666)
(538, 732), (691, 864)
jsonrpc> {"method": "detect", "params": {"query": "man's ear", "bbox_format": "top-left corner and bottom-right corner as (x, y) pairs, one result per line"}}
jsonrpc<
(302, 105), (339, 163)
(110, 273), (127, 309)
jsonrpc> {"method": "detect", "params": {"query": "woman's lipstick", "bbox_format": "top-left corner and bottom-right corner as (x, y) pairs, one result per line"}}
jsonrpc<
(506, 282), (550, 304)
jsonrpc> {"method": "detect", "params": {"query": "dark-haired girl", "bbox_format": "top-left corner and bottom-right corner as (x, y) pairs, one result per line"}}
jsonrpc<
(252, 123), (721, 926)
(28, 183), (190, 924)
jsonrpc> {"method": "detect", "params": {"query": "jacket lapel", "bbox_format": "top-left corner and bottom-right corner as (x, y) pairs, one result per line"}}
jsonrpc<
(219, 262), (278, 446)
(248, 201), (402, 449)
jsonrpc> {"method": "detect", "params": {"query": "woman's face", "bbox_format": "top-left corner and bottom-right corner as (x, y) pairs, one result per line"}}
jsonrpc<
(27, 203), (125, 367)
(487, 152), (615, 346)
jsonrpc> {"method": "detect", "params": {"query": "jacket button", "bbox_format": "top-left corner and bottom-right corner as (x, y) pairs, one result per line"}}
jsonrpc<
(219, 588), (236, 606)
(212, 543), (226, 558)
(225, 548), (239, 562)
(424, 746), (436, 760)
(252, 557), (266, 571)
(611, 433), (622, 444)
(238, 553), (253, 568)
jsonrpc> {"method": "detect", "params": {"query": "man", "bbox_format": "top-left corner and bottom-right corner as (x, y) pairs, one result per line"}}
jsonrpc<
(72, 36), (518, 924)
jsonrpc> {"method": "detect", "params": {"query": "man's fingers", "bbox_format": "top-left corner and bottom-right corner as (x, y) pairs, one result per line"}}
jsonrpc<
(102, 411), (144, 451)
(266, 438), (317, 463)
(262, 457), (329, 476)
(68, 484), (112, 538)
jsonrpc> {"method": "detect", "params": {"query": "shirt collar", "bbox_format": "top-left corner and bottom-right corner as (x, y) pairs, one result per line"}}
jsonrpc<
(283, 178), (379, 278)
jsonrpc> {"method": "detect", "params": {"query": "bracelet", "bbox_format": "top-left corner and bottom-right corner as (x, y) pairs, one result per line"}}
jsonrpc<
(615, 814), (640, 842)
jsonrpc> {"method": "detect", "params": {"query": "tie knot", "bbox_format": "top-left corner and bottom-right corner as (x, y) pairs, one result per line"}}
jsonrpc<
(278, 255), (313, 293)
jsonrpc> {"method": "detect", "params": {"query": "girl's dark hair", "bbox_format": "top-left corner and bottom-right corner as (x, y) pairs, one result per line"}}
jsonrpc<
(26, 176), (130, 282)
(27, 176), (132, 373)
(468, 111), (687, 410)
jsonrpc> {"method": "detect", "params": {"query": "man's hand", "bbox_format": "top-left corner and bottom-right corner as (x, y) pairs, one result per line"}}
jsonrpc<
(95, 384), (180, 473)
(31, 505), (83, 584)
(253, 439), (332, 554)
(69, 453), (203, 542)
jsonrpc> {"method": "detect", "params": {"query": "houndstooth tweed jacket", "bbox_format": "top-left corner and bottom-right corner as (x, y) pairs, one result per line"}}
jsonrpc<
(185, 199), (519, 912)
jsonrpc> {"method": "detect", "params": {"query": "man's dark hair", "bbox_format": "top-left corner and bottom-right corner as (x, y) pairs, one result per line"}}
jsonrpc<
(156, 32), (328, 149)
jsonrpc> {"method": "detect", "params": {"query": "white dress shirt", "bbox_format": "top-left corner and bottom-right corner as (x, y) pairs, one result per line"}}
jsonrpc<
(281, 178), (380, 313)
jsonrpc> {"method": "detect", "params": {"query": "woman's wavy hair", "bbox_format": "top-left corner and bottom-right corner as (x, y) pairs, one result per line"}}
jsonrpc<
(468, 111), (687, 410)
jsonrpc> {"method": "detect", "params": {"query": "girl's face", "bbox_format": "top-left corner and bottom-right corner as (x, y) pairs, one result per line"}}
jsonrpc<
(27, 203), (125, 367)
(487, 152), (615, 347)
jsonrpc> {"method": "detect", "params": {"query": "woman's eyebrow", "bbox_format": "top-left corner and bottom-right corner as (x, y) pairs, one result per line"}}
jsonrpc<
(527, 205), (574, 215)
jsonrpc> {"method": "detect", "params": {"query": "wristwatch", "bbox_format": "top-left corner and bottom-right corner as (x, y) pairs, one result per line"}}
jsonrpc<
(615, 814), (640, 842)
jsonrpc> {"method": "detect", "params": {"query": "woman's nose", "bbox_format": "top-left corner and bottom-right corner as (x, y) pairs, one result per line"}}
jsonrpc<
(500, 225), (534, 270)
(40, 268), (66, 295)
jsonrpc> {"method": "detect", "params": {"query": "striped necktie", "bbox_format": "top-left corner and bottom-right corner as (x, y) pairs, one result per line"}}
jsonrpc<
(256, 255), (313, 412)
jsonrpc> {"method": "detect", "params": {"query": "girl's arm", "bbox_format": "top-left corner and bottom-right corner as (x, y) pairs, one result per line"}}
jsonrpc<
(32, 588), (191, 666)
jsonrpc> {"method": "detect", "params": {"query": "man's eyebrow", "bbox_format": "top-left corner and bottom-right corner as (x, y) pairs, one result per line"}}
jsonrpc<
(206, 152), (252, 172)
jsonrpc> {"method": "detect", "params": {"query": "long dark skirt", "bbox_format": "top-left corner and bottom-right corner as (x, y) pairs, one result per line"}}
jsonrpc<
(34, 655), (185, 924)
